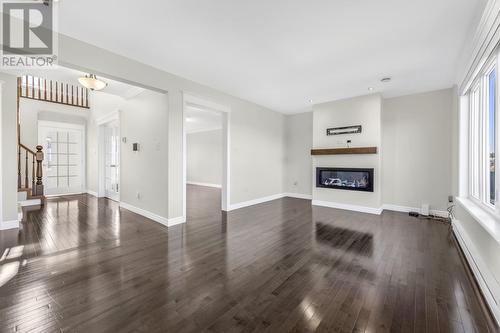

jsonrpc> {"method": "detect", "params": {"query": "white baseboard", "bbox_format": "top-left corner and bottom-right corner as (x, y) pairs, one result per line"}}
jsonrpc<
(17, 191), (27, 201)
(19, 199), (41, 207)
(428, 209), (449, 218)
(309, 201), (447, 217)
(228, 193), (285, 211)
(45, 192), (85, 198)
(119, 202), (185, 227)
(452, 219), (500, 325)
(86, 190), (98, 197)
(382, 204), (449, 218)
(312, 200), (383, 215)
(284, 193), (312, 200)
(226, 193), (313, 211)
(0, 220), (19, 230)
(225, 194), (445, 218)
(382, 204), (416, 214)
(167, 215), (186, 226)
(119, 202), (168, 226)
(187, 181), (222, 188)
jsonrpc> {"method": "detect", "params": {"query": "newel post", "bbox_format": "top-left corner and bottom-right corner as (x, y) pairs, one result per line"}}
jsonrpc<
(35, 145), (44, 196)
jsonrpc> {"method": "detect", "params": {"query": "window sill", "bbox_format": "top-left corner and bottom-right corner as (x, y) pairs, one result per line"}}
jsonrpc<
(456, 197), (500, 245)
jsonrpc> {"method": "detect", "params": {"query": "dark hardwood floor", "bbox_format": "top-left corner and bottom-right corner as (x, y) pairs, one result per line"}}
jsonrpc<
(0, 185), (495, 332)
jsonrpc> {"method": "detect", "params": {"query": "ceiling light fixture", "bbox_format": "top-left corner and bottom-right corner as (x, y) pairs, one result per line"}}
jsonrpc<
(308, 99), (313, 103)
(368, 87), (374, 91)
(42, 0), (59, 5)
(78, 74), (107, 91)
(380, 77), (392, 83)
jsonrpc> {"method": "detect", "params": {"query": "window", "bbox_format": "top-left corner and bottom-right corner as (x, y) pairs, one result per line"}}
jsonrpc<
(468, 60), (497, 208)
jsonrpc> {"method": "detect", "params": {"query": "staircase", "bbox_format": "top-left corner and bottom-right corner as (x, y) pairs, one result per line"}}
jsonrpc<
(15, 75), (88, 217)
(17, 144), (44, 208)
(17, 76), (45, 215)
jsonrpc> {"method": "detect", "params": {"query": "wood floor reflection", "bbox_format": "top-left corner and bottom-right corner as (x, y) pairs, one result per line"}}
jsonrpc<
(0, 185), (494, 332)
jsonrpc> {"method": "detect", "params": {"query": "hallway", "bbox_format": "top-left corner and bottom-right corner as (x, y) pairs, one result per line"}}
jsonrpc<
(186, 184), (222, 222)
(0, 190), (494, 332)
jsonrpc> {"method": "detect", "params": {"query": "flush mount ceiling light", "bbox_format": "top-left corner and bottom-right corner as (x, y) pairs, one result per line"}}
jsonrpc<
(368, 87), (374, 91)
(42, 0), (60, 5)
(380, 77), (392, 83)
(78, 74), (107, 91)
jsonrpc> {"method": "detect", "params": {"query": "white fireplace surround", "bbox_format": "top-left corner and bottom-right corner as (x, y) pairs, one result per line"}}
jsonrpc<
(312, 94), (383, 211)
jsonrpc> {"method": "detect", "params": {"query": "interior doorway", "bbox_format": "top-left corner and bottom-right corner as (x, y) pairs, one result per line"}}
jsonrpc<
(183, 93), (230, 220)
(97, 112), (120, 201)
(103, 120), (120, 201)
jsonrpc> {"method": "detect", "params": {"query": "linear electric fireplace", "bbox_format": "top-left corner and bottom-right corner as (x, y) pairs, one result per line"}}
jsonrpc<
(316, 167), (374, 192)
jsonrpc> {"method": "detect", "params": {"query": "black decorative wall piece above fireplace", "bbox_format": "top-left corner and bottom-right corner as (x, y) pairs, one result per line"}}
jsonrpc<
(326, 125), (362, 136)
(316, 167), (374, 192)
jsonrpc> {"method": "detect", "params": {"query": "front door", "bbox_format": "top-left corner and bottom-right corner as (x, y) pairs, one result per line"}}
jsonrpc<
(38, 121), (84, 195)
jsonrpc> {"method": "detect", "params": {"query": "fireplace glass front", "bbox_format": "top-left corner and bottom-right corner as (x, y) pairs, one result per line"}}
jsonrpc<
(316, 167), (374, 192)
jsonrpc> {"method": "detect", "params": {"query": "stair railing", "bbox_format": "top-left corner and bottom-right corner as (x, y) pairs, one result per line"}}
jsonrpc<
(17, 142), (44, 197)
(17, 76), (48, 200)
(19, 75), (90, 109)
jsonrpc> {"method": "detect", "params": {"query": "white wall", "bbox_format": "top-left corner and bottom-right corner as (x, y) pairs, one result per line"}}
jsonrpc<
(19, 98), (88, 149)
(1, 73), (20, 228)
(382, 88), (453, 211)
(56, 34), (285, 220)
(283, 90), (455, 213)
(312, 94), (382, 209)
(284, 112), (312, 196)
(88, 90), (169, 218)
(187, 129), (222, 186)
(229, 101), (285, 204)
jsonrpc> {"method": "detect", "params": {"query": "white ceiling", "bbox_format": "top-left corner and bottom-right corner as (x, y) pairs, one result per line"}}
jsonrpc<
(185, 106), (222, 134)
(58, 0), (487, 114)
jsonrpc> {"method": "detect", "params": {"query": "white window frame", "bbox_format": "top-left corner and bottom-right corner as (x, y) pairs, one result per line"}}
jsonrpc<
(469, 81), (481, 201)
(485, 65), (497, 209)
(467, 55), (499, 215)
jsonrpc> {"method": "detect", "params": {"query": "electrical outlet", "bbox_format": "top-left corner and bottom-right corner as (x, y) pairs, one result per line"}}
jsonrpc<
(448, 195), (454, 203)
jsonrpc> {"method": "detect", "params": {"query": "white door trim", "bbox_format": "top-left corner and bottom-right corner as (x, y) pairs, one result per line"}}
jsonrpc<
(182, 92), (230, 217)
(97, 111), (121, 200)
(38, 120), (85, 130)
(96, 110), (120, 126)
(38, 120), (86, 196)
